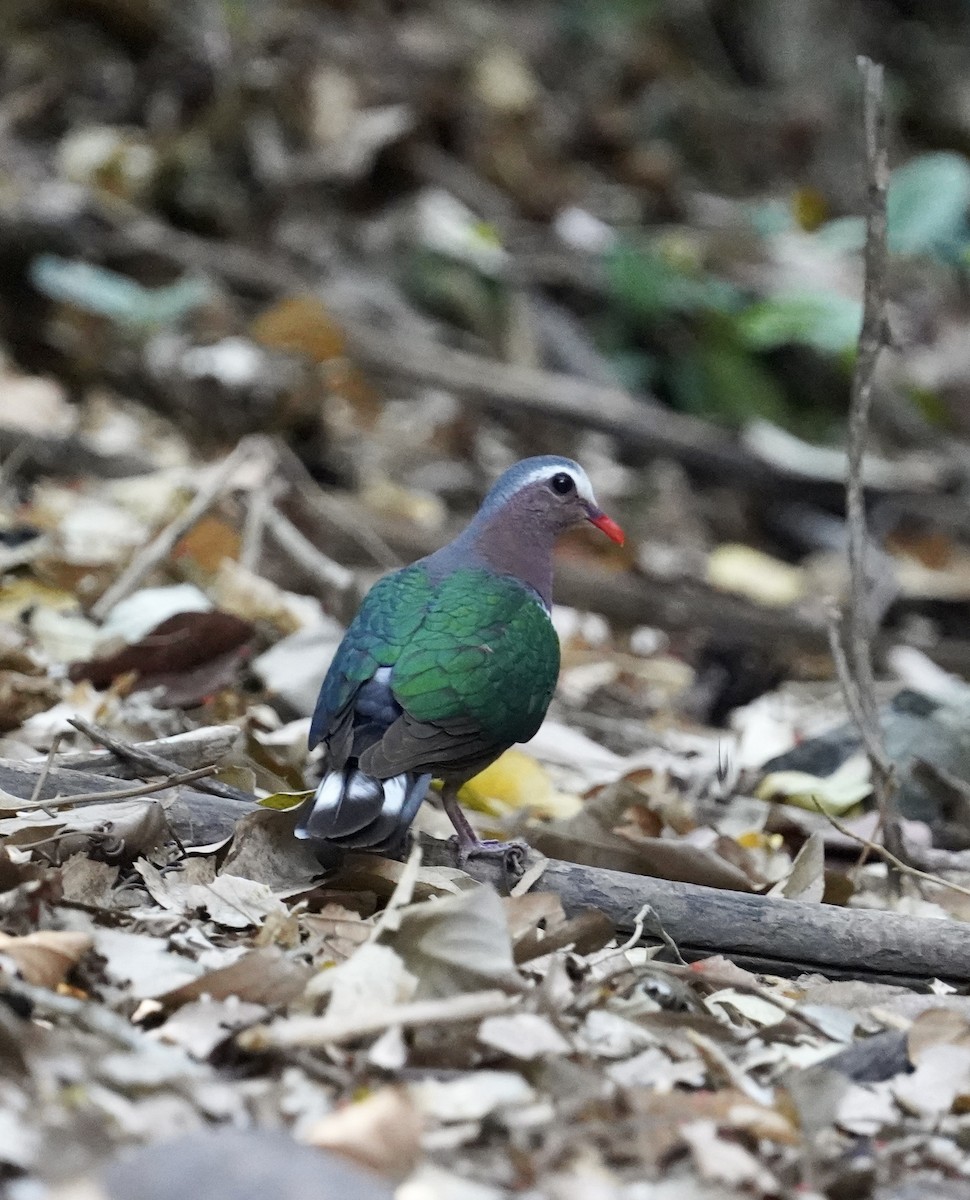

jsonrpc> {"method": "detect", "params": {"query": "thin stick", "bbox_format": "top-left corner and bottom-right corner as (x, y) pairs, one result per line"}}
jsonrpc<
(90, 439), (259, 620)
(825, 613), (893, 778)
(271, 439), (401, 570)
(811, 798), (970, 901)
(240, 485), (272, 572)
(67, 717), (252, 804)
(262, 504), (355, 597)
(28, 732), (62, 806)
(846, 56), (890, 727)
(238, 988), (518, 1050)
(10, 765), (215, 811)
(833, 57), (901, 869)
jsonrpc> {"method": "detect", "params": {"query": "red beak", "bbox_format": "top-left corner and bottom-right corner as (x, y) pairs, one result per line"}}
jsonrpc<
(587, 509), (625, 546)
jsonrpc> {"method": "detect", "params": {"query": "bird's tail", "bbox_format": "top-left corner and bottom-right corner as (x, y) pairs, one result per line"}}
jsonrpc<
(295, 767), (431, 855)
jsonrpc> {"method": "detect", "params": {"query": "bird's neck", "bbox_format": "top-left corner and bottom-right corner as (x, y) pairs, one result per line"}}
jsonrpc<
(448, 505), (557, 608)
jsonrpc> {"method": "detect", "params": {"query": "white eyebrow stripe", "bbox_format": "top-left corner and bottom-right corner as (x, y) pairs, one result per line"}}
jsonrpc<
(512, 463), (596, 504)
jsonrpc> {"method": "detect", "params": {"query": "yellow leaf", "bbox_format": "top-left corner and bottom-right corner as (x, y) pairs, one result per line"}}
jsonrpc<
(707, 544), (804, 607)
(258, 789), (313, 812)
(459, 749), (581, 820)
(754, 754), (871, 815)
(0, 578), (79, 622)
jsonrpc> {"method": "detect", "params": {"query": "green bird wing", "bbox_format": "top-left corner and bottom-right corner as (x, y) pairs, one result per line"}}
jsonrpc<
(308, 565), (433, 750)
(380, 568), (560, 766)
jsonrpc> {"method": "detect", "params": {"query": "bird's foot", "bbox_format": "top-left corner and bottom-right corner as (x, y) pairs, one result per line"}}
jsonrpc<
(454, 835), (529, 878)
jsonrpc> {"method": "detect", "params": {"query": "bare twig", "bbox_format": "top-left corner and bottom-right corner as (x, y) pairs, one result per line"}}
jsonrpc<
(825, 612), (893, 780)
(271, 439), (401, 570)
(11, 765), (215, 811)
(846, 56), (890, 726)
(831, 57), (902, 873)
(67, 717), (252, 804)
(238, 988), (518, 1049)
(90, 438), (261, 620)
(240, 485), (273, 572)
(262, 504), (356, 598)
(811, 798), (970, 901)
(28, 732), (62, 807)
(48, 724), (243, 776)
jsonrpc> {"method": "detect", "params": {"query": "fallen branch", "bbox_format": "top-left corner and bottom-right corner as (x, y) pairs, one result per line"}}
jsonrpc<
(0, 759), (256, 848)
(11, 743), (970, 988)
(418, 835), (970, 987)
(345, 323), (773, 486)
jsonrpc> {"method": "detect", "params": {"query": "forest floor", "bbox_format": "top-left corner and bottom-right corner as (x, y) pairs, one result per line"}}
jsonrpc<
(5, 3), (970, 1198)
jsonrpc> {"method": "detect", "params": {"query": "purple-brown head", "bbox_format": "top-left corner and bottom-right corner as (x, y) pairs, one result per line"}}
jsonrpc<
(474, 455), (625, 545)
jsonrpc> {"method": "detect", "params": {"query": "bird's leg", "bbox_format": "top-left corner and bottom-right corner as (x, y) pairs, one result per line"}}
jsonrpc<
(440, 784), (527, 876)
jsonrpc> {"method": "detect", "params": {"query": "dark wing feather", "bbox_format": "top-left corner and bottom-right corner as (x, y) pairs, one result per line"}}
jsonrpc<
(308, 565), (433, 758)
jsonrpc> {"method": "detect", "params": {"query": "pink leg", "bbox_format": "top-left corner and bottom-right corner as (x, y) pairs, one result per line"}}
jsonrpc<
(440, 785), (527, 871)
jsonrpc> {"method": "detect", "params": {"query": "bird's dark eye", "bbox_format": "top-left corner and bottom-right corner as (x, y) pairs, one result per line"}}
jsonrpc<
(549, 472), (575, 495)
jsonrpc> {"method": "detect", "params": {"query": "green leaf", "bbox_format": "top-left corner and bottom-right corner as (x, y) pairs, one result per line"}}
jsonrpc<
(737, 292), (862, 353)
(665, 330), (790, 427)
(258, 789), (313, 812)
(29, 255), (212, 330)
(887, 151), (970, 256)
(605, 243), (742, 322)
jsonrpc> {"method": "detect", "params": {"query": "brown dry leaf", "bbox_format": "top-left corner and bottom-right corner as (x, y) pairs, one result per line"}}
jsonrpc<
(389, 884), (523, 999)
(625, 1089), (798, 1170)
(336, 854), (474, 901)
(154, 948), (310, 1009)
(219, 809), (325, 896)
(136, 858), (287, 929)
(173, 516), (241, 573)
(302, 904), (372, 963)
(0, 671), (61, 732)
(304, 1086), (422, 1181)
(502, 891), (565, 941)
(0, 930), (92, 987)
(0, 577), (79, 622)
(768, 831), (825, 902)
(212, 559), (325, 635)
(535, 821), (754, 891)
(92, 928), (229, 999)
(70, 610), (253, 691)
(58, 855), (119, 906)
(251, 294), (346, 363)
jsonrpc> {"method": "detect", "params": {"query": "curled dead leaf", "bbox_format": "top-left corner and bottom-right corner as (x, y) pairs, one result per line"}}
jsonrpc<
(0, 930), (92, 988)
(303, 1086), (422, 1180)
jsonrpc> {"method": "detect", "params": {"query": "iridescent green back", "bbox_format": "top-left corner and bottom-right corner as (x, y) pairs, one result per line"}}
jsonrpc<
(310, 564), (560, 751)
